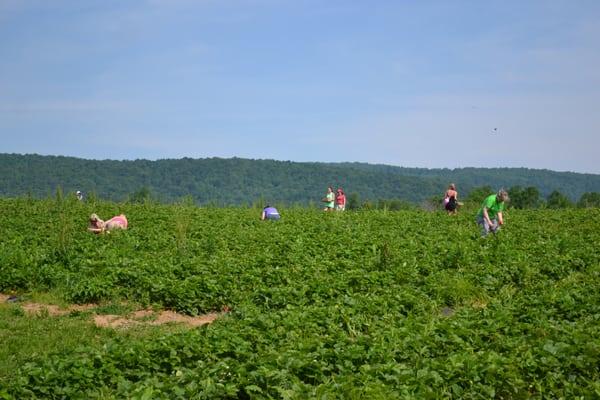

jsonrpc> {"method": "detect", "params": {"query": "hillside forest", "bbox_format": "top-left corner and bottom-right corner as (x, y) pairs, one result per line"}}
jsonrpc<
(1, 153), (600, 209)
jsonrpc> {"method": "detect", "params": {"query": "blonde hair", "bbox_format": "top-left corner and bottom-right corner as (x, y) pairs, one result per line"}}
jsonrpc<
(90, 213), (99, 221)
(497, 189), (509, 202)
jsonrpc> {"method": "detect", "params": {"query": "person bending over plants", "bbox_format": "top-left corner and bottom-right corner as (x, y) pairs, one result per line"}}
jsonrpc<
(476, 189), (508, 236)
(88, 213), (128, 234)
(261, 205), (280, 221)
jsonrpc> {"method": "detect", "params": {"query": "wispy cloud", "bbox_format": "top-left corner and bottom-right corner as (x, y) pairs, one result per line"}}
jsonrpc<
(0, 100), (136, 114)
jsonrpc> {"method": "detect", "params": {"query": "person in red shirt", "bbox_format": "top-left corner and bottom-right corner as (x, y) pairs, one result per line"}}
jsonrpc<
(335, 188), (346, 211)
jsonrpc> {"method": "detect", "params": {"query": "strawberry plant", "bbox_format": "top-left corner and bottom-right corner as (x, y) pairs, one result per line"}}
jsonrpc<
(0, 199), (599, 398)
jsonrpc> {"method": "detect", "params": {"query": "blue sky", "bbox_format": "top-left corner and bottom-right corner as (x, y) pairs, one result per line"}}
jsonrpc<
(1, 0), (599, 173)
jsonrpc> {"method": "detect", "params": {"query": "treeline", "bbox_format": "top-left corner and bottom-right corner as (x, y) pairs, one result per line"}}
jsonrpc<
(2, 153), (600, 206)
(464, 186), (600, 209)
(346, 186), (600, 211)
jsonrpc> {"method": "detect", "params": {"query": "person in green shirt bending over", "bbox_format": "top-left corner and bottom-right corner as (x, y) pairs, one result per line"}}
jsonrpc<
(476, 189), (509, 236)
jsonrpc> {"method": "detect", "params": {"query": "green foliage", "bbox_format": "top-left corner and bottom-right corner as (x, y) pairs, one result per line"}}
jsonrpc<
(1, 199), (600, 398)
(129, 186), (153, 204)
(546, 190), (573, 209)
(346, 192), (360, 210)
(55, 186), (64, 203)
(2, 154), (600, 205)
(508, 185), (541, 209)
(578, 192), (600, 208)
(465, 185), (493, 204)
(375, 198), (417, 211)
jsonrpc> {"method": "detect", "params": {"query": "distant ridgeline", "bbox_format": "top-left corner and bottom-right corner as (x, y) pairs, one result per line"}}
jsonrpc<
(1, 153), (600, 205)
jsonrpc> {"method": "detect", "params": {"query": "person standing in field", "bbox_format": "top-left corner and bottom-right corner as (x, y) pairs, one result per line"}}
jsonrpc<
(261, 205), (280, 221)
(322, 186), (335, 211)
(335, 188), (346, 211)
(443, 183), (459, 214)
(476, 189), (509, 236)
(76, 190), (84, 201)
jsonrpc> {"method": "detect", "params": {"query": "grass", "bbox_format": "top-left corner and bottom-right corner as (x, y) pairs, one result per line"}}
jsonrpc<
(0, 305), (109, 382)
(0, 303), (192, 383)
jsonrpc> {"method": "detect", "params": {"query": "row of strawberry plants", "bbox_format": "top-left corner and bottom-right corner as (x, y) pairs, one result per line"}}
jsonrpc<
(0, 198), (599, 397)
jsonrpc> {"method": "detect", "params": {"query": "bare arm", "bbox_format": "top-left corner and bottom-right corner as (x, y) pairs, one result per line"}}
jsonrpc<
(88, 219), (105, 233)
(497, 211), (504, 225)
(482, 207), (493, 226)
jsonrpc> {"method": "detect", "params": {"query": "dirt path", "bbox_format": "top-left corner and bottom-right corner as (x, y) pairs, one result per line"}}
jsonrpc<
(0, 294), (222, 329)
(93, 310), (220, 328)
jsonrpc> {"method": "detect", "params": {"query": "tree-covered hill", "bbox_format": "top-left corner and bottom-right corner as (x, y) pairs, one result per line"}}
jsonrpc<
(332, 163), (600, 201)
(1, 153), (599, 205)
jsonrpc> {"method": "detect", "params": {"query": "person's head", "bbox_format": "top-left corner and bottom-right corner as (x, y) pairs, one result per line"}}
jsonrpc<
(496, 189), (509, 203)
(337, 188), (344, 195)
(264, 205), (270, 209)
(328, 186), (333, 192)
(449, 183), (456, 190)
(89, 213), (104, 230)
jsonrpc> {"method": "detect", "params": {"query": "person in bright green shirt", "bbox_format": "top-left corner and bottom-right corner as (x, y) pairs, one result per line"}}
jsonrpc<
(476, 189), (509, 236)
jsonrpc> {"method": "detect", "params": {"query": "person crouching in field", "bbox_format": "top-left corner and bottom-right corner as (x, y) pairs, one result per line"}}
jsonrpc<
(476, 189), (509, 236)
(261, 205), (280, 221)
(88, 213), (128, 234)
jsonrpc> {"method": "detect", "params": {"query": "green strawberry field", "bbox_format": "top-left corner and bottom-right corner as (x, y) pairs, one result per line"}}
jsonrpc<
(0, 197), (599, 399)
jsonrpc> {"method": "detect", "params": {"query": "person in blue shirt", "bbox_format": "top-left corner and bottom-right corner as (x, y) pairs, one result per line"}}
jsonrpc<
(261, 205), (280, 221)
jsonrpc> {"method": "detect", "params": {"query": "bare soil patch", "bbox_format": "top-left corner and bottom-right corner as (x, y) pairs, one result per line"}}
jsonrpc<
(152, 310), (220, 327)
(2, 293), (223, 329)
(21, 302), (96, 316)
(93, 315), (141, 328)
(440, 306), (455, 317)
(93, 309), (220, 329)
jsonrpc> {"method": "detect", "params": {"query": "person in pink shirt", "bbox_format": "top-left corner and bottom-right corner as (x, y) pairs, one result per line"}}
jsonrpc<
(335, 188), (346, 211)
(88, 213), (128, 234)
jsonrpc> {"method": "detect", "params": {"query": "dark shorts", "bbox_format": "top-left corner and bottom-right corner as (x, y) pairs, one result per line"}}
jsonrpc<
(445, 198), (457, 211)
